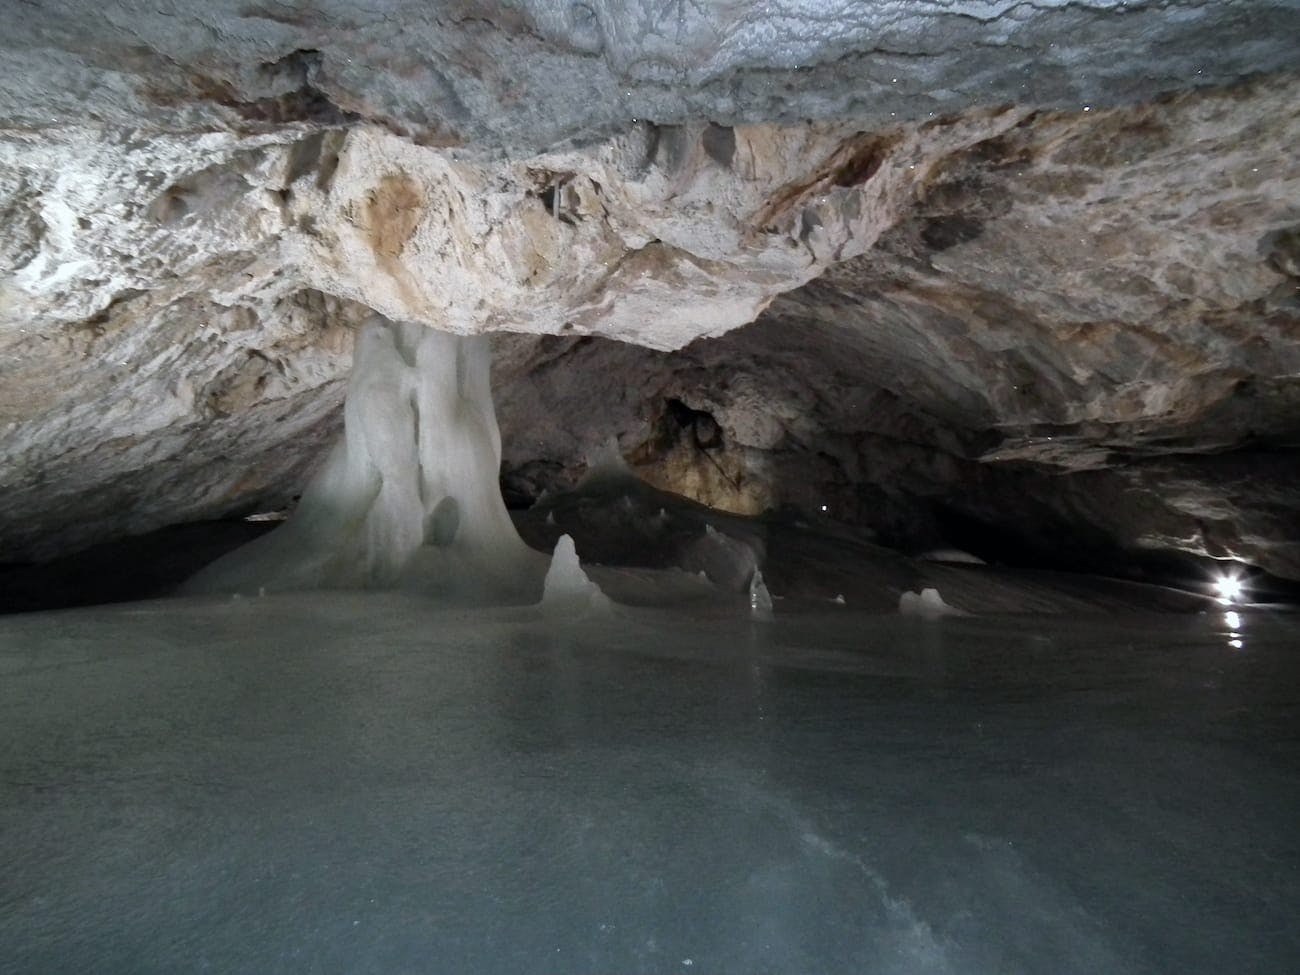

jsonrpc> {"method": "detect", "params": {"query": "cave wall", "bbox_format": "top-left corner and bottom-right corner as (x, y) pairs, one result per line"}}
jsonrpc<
(2, 1), (1299, 581)
(493, 78), (1300, 579)
(8, 1), (1299, 149)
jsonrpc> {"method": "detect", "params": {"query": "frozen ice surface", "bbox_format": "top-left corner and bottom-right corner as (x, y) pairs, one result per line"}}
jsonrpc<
(2, 595), (1296, 974)
(900, 586), (967, 618)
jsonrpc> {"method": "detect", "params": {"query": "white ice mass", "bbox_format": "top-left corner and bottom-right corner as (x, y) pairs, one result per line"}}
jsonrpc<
(899, 586), (967, 618)
(541, 533), (612, 616)
(185, 316), (544, 604)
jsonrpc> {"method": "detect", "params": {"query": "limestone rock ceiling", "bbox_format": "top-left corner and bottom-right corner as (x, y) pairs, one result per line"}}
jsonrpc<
(6, 1), (1298, 147)
(1, 1), (1298, 580)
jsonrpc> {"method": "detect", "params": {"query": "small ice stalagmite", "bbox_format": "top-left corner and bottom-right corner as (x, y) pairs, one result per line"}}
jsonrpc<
(899, 587), (967, 619)
(184, 315), (544, 603)
(541, 534), (611, 616)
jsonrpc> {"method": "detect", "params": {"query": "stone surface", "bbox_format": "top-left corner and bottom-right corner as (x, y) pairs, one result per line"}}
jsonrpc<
(492, 78), (1300, 579)
(1, 2), (1299, 583)
(6, 2), (1299, 150)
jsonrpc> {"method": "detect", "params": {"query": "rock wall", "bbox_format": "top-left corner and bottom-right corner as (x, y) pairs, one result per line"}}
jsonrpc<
(1, 1), (1298, 580)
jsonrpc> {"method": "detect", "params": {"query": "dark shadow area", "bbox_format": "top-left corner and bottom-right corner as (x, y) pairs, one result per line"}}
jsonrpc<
(931, 502), (1300, 606)
(0, 521), (277, 615)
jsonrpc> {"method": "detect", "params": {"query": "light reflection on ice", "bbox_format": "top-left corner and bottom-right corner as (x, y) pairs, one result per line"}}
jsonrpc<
(1223, 610), (1245, 650)
(1, 596), (1297, 974)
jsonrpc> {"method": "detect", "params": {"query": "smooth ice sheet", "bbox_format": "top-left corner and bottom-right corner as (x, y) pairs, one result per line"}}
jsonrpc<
(2, 596), (1297, 974)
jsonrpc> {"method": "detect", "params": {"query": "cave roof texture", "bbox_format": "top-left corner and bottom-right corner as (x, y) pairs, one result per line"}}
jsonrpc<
(2, 0), (1299, 582)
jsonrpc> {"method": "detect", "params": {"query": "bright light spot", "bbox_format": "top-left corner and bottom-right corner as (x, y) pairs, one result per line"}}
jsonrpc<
(1214, 573), (1245, 604)
(820, 504), (828, 512)
(1228, 638), (1244, 650)
(1224, 610), (1241, 630)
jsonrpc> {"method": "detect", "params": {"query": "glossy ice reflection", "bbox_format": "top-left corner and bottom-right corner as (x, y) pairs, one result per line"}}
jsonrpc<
(2, 596), (1297, 975)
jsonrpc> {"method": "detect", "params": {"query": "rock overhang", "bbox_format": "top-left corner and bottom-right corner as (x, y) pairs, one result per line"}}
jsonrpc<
(1, 0), (1299, 586)
(4, 1), (1300, 149)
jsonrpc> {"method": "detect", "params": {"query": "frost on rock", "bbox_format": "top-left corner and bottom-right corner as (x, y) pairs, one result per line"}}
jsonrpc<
(749, 569), (774, 620)
(899, 587), (967, 619)
(541, 534), (612, 616)
(185, 315), (543, 604)
(579, 436), (635, 487)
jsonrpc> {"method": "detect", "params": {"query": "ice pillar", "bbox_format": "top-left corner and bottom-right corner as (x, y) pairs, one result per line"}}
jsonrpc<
(185, 315), (543, 603)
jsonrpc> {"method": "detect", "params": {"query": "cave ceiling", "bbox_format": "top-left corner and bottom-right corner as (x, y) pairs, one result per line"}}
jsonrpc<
(1, 1), (1299, 580)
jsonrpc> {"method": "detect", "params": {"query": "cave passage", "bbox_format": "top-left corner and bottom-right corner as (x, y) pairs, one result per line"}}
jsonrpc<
(174, 314), (1258, 618)
(3, 319), (1297, 972)
(3, 3), (1298, 970)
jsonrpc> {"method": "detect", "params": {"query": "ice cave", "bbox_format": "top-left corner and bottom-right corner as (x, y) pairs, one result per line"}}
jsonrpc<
(2, 2), (1299, 972)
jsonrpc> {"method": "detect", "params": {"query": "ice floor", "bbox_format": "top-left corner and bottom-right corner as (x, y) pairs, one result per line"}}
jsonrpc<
(2, 595), (1297, 974)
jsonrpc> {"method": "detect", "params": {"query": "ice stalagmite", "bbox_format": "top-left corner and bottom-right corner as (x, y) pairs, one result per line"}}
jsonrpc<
(185, 315), (544, 603)
(899, 587), (967, 619)
(541, 534), (611, 616)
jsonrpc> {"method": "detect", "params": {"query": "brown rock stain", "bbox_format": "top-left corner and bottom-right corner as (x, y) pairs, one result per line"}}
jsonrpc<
(1050, 110), (1174, 168)
(362, 173), (425, 259)
(750, 131), (903, 234)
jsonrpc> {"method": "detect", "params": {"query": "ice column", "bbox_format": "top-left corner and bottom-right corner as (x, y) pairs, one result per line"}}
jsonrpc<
(185, 315), (543, 603)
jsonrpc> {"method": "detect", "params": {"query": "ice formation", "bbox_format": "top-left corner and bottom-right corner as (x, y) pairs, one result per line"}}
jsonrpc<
(579, 435), (636, 486)
(185, 316), (543, 603)
(899, 587), (967, 619)
(541, 534), (611, 616)
(749, 569), (774, 619)
(682, 524), (761, 592)
(920, 548), (987, 565)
